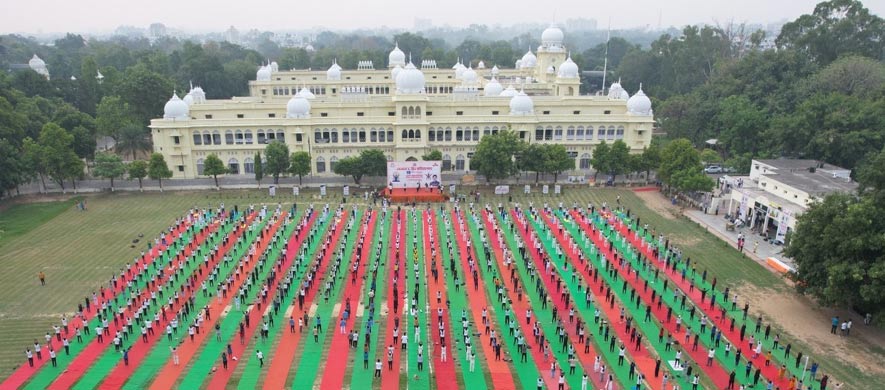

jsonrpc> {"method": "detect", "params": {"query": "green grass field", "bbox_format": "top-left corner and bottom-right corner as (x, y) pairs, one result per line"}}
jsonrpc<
(0, 187), (880, 389)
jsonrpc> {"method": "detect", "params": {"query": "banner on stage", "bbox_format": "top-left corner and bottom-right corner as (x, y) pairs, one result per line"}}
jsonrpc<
(293, 186), (299, 196)
(494, 185), (510, 195)
(542, 185), (549, 194)
(387, 161), (442, 189)
(524, 184), (531, 194)
(320, 184), (327, 196)
(343, 185), (350, 196)
(268, 185), (276, 197)
(554, 185), (561, 194)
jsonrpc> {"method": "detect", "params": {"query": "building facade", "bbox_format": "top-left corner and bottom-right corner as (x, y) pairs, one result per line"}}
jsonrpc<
(150, 25), (655, 179)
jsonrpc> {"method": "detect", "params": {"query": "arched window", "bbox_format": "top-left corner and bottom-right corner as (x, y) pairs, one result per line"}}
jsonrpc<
(196, 158), (204, 175)
(472, 127), (479, 141)
(224, 130), (233, 145)
(401, 106), (408, 118)
(415, 129), (421, 139)
(607, 126), (616, 140)
(444, 127), (452, 141)
(577, 126), (586, 140)
(330, 130), (338, 143)
(359, 129), (366, 142)
(597, 126), (606, 139)
(193, 131), (202, 145)
(566, 126), (575, 140)
(408, 129), (415, 139)
(316, 156), (326, 173)
(257, 130), (266, 144)
(428, 127), (436, 142)
(456, 127), (463, 141)
(379, 130), (386, 142)
(235, 130), (244, 144)
(330, 156), (339, 171)
(616, 126), (625, 139)
(245, 130), (253, 144)
(415, 106), (421, 117)
(545, 126), (553, 141)
(202, 131), (212, 145)
(455, 154), (466, 171)
(244, 157), (255, 174)
(351, 129), (358, 142)
(408, 106), (415, 117)
(276, 130), (285, 142)
(402, 129), (408, 140)
(342, 129), (350, 143)
(228, 158), (239, 174)
(212, 130), (221, 145)
(442, 154), (452, 171)
(492, 126), (499, 135)
(580, 153), (591, 170)
(554, 126), (563, 141)
(535, 126), (544, 141)
(484, 126), (491, 136)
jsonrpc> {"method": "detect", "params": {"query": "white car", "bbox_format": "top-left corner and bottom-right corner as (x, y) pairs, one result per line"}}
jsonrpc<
(704, 165), (723, 174)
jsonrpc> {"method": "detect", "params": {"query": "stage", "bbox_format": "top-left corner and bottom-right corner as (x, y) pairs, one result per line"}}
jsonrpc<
(383, 188), (448, 203)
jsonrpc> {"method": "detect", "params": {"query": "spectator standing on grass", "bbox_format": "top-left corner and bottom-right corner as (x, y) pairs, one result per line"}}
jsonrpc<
(38, 272), (46, 286)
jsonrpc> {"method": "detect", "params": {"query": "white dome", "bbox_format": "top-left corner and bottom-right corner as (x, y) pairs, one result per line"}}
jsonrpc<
(298, 87), (316, 99)
(509, 91), (534, 115)
(29, 54), (46, 69)
(461, 67), (478, 85)
(391, 64), (403, 79)
(163, 93), (189, 120)
(477, 61), (486, 69)
(541, 24), (565, 47)
(395, 62), (425, 94)
(183, 93), (194, 106)
(557, 56), (579, 78)
(287, 95), (311, 118)
(608, 81), (630, 100)
(454, 62), (466, 79)
(256, 65), (271, 81)
(491, 65), (500, 76)
(520, 50), (537, 68)
(627, 86), (652, 115)
(305, 44), (315, 52)
(270, 61), (279, 72)
(70, 75), (77, 81)
(388, 44), (406, 67)
(191, 86), (206, 103)
(484, 77), (503, 96)
(500, 85), (518, 97)
(327, 62), (341, 80)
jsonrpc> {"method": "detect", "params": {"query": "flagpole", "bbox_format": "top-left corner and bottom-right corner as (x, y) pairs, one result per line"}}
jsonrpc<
(601, 18), (611, 95)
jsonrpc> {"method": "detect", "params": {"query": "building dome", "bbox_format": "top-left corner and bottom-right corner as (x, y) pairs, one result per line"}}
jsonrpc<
(191, 86), (206, 103)
(557, 55), (579, 78)
(256, 65), (271, 81)
(484, 77), (503, 96)
(395, 62), (425, 94)
(286, 95), (311, 118)
(627, 86), (652, 115)
(491, 65), (500, 76)
(477, 61), (486, 69)
(388, 44), (406, 67)
(608, 81), (630, 100)
(500, 85), (518, 97)
(541, 24), (565, 47)
(454, 61), (466, 79)
(520, 50), (537, 68)
(298, 87), (315, 99)
(29, 54), (46, 69)
(163, 93), (189, 120)
(391, 64), (403, 79)
(183, 93), (194, 106)
(509, 91), (534, 115)
(327, 61), (341, 80)
(305, 44), (315, 52)
(270, 61), (279, 72)
(461, 67), (478, 84)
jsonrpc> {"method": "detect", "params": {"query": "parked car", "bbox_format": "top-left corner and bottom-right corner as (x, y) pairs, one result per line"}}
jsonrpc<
(704, 165), (723, 174)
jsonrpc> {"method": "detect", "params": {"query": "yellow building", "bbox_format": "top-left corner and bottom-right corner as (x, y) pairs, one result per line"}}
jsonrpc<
(150, 25), (654, 178)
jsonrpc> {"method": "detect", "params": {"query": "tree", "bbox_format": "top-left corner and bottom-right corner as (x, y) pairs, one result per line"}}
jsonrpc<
(147, 152), (172, 191)
(116, 124), (152, 160)
(658, 139), (715, 193)
(541, 144), (575, 183)
(264, 141), (290, 184)
(0, 139), (26, 197)
(471, 130), (525, 183)
(333, 155), (364, 184)
(699, 149), (722, 164)
(202, 154), (227, 188)
(638, 144), (662, 182)
(254, 151), (264, 188)
(590, 142), (610, 183)
(38, 123), (84, 191)
(519, 144), (546, 183)
(289, 151), (311, 185)
(93, 151), (126, 190)
(95, 95), (134, 141)
(422, 149), (442, 161)
(777, 0), (884, 65)
(114, 64), (174, 126)
(127, 160), (148, 191)
(22, 137), (48, 192)
(359, 149), (388, 178)
(716, 95), (767, 156)
(607, 140), (632, 178)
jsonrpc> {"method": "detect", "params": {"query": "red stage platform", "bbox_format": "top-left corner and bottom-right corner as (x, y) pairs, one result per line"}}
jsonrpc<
(384, 188), (448, 203)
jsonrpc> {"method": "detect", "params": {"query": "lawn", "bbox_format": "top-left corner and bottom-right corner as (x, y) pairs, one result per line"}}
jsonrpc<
(0, 186), (880, 389)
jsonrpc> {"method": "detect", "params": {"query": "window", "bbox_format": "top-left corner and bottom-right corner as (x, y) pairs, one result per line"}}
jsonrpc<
(316, 156), (326, 173)
(566, 126), (575, 140)
(212, 131), (221, 145)
(484, 127), (491, 136)
(204, 114), (213, 119)
(598, 127), (606, 139)
(426, 111), (432, 116)
(237, 114), (244, 118)
(196, 159), (204, 175)
(535, 127), (544, 141)
(357, 112), (364, 117)
(545, 127), (553, 141)
(235, 130), (244, 144)
(442, 154), (452, 171)
(343, 131), (350, 143)
(388, 112), (395, 116)
(456, 128), (463, 141)
(616, 126), (625, 140)
(402, 130), (408, 140)
(177, 165), (184, 172)
(330, 131), (338, 143)
(225, 130), (234, 145)
(607, 126), (616, 140)
(492, 111), (499, 115)
(444, 128), (452, 141)
(455, 154), (466, 171)
(429, 128), (436, 142)
(172, 136), (180, 145)
(330, 156), (339, 171)
(244, 157), (255, 174)
(193, 132), (202, 145)
(228, 158), (239, 174)
(321, 113), (328, 117)
(456, 111), (463, 116)
(370, 130), (378, 142)
(543, 110), (550, 115)
(268, 113), (276, 118)
(203, 131), (212, 145)
(604, 110), (611, 115)
(387, 130), (394, 141)
(277, 131), (285, 142)
(415, 129), (421, 139)
(554, 126), (563, 141)
(257, 131), (266, 144)
(296, 134), (303, 142)
(573, 110), (581, 115)
(245, 130), (253, 144)
(379, 131), (386, 142)
(579, 154), (591, 170)
(359, 130), (366, 142)
(580, 126), (588, 140)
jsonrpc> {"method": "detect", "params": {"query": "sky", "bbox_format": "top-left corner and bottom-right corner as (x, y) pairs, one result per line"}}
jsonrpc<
(2, 0), (883, 34)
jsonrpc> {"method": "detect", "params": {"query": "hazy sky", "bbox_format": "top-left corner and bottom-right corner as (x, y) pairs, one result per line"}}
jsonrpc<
(3, 0), (883, 34)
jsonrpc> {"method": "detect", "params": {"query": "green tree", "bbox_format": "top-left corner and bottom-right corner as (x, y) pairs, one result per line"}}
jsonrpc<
(638, 144), (662, 182)
(541, 144), (575, 183)
(114, 64), (174, 126)
(127, 160), (148, 191)
(202, 154), (227, 188)
(519, 144), (547, 183)
(699, 149), (722, 164)
(333, 155), (364, 184)
(0, 139), (26, 197)
(147, 152), (173, 191)
(22, 137), (48, 191)
(607, 140), (632, 178)
(92, 151), (126, 190)
(254, 151), (264, 188)
(38, 123), (84, 191)
(422, 149), (442, 161)
(658, 138), (715, 193)
(95, 95), (134, 141)
(264, 141), (290, 184)
(116, 124), (152, 160)
(471, 130), (524, 183)
(777, 0), (884, 65)
(359, 149), (388, 178)
(590, 141), (610, 183)
(716, 95), (767, 156)
(288, 151), (311, 185)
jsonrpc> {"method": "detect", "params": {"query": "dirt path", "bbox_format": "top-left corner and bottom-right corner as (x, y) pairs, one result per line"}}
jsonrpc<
(634, 190), (680, 220)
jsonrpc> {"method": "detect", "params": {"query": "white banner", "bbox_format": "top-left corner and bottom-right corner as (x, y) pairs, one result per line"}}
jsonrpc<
(320, 185), (327, 196)
(268, 186), (276, 197)
(738, 190), (749, 220)
(293, 186), (299, 196)
(343, 185), (350, 196)
(448, 184), (456, 194)
(542, 185), (549, 194)
(387, 161), (442, 189)
(524, 184), (531, 194)
(494, 185), (510, 195)
(554, 185), (561, 194)
(775, 210), (791, 243)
